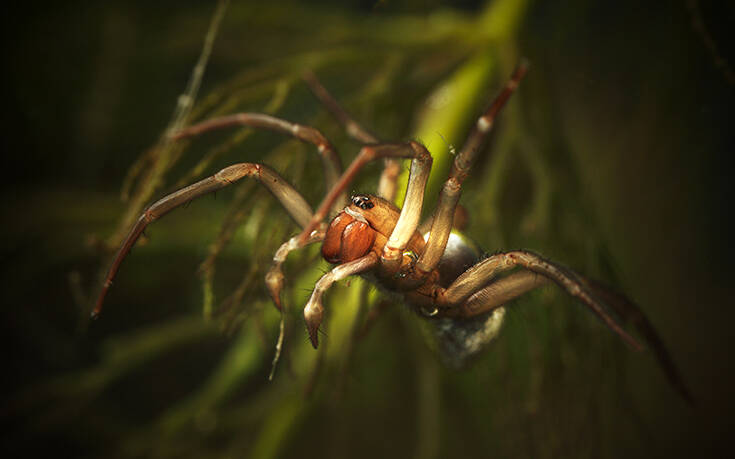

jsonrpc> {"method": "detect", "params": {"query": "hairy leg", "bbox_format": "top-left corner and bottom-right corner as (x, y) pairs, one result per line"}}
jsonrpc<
(581, 277), (693, 402)
(435, 249), (642, 350)
(302, 70), (402, 201)
(417, 62), (529, 276)
(457, 271), (548, 315)
(437, 253), (692, 401)
(93, 163), (312, 317)
(173, 112), (346, 210)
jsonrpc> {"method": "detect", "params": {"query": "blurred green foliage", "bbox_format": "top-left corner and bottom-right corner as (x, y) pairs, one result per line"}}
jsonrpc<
(2, 0), (733, 458)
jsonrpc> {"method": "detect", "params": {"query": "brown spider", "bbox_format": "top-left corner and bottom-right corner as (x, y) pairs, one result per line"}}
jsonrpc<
(93, 62), (690, 400)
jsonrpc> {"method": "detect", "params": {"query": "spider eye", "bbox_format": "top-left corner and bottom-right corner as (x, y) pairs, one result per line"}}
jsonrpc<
(350, 195), (374, 210)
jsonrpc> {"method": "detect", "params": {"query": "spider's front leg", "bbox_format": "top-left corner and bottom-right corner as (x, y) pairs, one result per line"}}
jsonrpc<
(415, 62), (529, 279)
(170, 111), (358, 314)
(93, 163), (314, 318)
(96, 108), (359, 317)
(173, 112), (344, 203)
(302, 70), (402, 202)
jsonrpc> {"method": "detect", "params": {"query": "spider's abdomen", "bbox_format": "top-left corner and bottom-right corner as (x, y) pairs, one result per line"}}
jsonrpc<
(430, 231), (482, 287)
(321, 211), (377, 264)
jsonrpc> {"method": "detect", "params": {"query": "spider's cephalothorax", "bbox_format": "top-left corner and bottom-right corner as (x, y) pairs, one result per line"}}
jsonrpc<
(322, 194), (424, 269)
(93, 62), (691, 399)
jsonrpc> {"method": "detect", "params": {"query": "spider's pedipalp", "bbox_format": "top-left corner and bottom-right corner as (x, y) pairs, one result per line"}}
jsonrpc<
(303, 252), (378, 348)
(266, 226), (326, 311)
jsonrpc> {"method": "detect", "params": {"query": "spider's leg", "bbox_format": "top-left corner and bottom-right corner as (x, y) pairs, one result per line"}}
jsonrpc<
(458, 271), (549, 314)
(580, 278), (694, 402)
(303, 70), (379, 145)
(436, 250), (642, 350)
(437, 250), (692, 401)
(379, 142), (433, 271)
(302, 71), (402, 202)
(377, 159), (403, 203)
(297, 142), (432, 248)
(437, 250), (540, 307)
(303, 253), (379, 348)
(173, 112), (347, 210)
(416, 62), (529, 277)
(93, 163), (313, 318)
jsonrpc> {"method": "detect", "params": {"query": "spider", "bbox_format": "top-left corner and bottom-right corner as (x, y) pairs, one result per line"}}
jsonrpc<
(93, 62), (690, 400)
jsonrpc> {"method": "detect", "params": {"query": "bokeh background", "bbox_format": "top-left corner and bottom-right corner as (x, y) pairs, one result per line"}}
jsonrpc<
(2, 0), (733, 457)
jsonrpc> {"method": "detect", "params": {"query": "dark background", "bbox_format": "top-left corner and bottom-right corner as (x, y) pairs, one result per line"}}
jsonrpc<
(2, 1), (733, 457)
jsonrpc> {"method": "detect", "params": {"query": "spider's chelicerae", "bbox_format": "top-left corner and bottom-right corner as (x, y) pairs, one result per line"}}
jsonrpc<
(93, 62), (690, 400)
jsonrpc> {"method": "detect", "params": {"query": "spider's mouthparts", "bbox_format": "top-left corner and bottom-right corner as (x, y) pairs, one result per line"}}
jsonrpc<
(303, 300), (324, 349)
